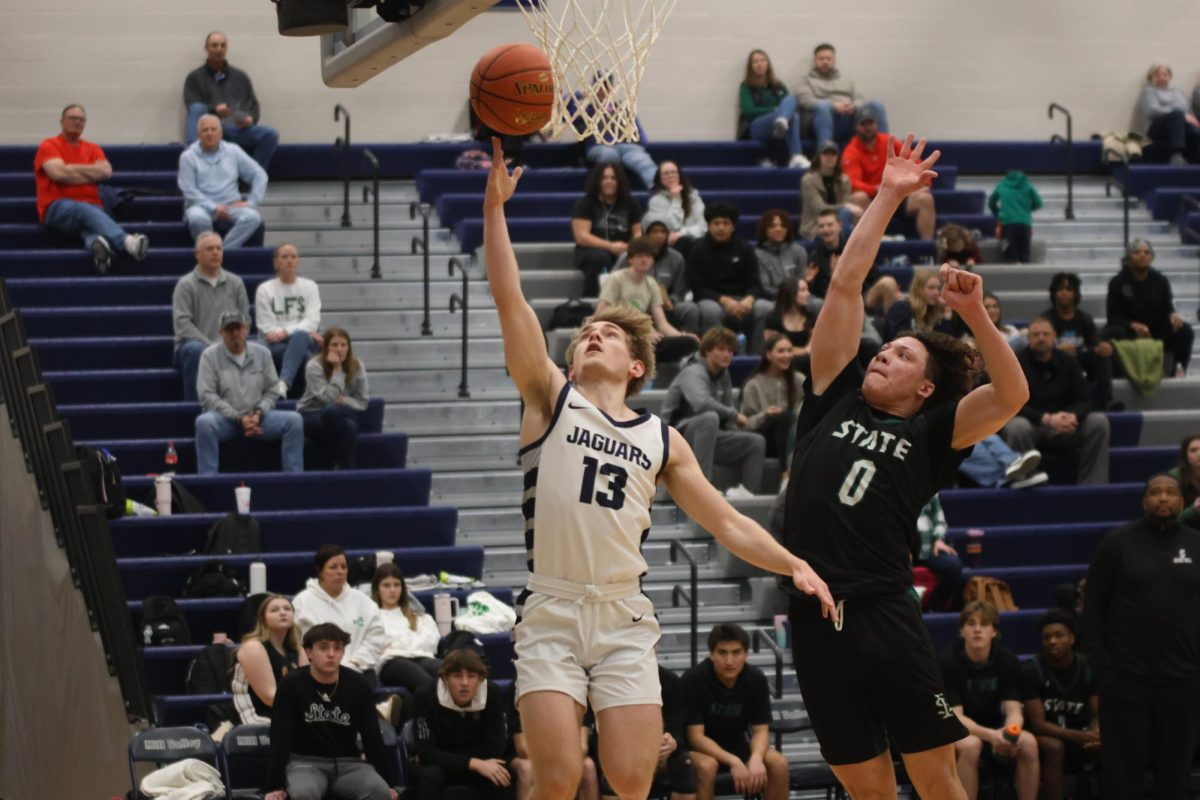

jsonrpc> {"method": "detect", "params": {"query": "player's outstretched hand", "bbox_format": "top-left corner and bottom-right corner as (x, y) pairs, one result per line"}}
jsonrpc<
(879, 134), (940, 199)
(485, 137), (524, 209)
(792, 559), (839, 625)
(939, 263), (983, 315)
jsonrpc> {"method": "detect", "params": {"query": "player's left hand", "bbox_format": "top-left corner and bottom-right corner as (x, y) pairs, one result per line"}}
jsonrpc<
(746, 755), (768, 794)
(939, 263), (982, 314)
(485, 137), (523, 208)
(792, 559), (838, 625)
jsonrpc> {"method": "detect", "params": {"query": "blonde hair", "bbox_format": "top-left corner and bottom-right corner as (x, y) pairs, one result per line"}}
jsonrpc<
(565, 306), (656, 397)
(908, 269), (945, 333)
(241, 593), (302, 653)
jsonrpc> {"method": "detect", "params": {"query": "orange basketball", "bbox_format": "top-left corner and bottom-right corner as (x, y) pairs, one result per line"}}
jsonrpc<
(470, 43), (554, 136)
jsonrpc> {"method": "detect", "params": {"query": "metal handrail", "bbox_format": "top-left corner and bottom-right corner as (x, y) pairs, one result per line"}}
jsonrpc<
(361, 148), (381, 280)
(448, 257), (471, 398)
(751, 628), (785, 699)
(1178, 195), (1200, 248)
(669, 540), (699, 667)
(333, 104), (352, 228)
(410, 203), (433, 336)
(1049, 103), (1075, 220)
(1102, 156), (1131, 253)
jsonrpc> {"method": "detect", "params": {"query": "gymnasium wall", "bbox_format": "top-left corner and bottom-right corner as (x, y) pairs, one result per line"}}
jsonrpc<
(0, 1), (1197, 146)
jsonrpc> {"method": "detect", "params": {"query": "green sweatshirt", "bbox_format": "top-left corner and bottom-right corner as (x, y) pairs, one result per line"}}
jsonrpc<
(739, 83), (788, 120)
(987, 170), (1043, 226)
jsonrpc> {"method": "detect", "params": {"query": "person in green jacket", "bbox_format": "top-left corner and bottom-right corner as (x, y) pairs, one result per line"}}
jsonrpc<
(987, 170), (1043, 264)
(1170, 433), (1200, 528)
(738, 49), (809, 168)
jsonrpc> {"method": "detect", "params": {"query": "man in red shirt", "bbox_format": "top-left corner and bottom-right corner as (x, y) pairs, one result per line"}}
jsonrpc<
(35, 104), (149, 273)
(842, 108), (936, 240)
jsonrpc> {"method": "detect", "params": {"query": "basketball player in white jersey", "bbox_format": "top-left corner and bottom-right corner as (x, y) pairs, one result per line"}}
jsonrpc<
(482, 138), (836, 800)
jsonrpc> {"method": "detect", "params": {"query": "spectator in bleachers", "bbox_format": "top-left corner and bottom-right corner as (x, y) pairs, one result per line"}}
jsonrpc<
(370, 563), (441, 693)
(256, 243), (322, 398)
(569, 75), (657, 188)
(596, 236), (699, 364)
(740, 334), (804, 476)
(684, 623), (789, 800)
(1041, 272), (1116, 410)
(958, 435), (1046, 490)
(232, 593), (306, 725)
(1085, 473), (1200, 799)
(572, 162), (642, 297)
(173, 231), (250, 401)
(1022, 610), (1100, 800)
(178, 113), (267, 249)
(509, 696), (598, 800)
(843, 116), (936, 240)
(1140, 64), (1200, 166)
(34, 104), (149, 273)
(937, 223), (982, 268)
(264, 623), (397, 800)
(1171, 432), (1200, 528)
(799, 140), (860, 238)
(804, 208), (847, 299)
(982, 292), (1026, 351)
(293, 544), (388, 678)
(763, 276), (813, 355)
(939, 601), (1040, 800)
(297, 327), (368, 470)
(1003, 317), (1110, 485)
(686, 202), (770, 346)
(410, 646), (514, 800)
(194, 310), (303, 474)
(915, 494), (963, 612)
(795, 43), (889, 148)
(617, 217), (700, 334)
(644, 161), (706, 257)
(753, 209), (807, 302)
(662, 327), (767, 499)
(884, 268), (961, 342)
(988, 171), (1042, 263)
(738, 49), (807, 169)
(183, 32), (279, 170)
(1105, 239), (1194, 376)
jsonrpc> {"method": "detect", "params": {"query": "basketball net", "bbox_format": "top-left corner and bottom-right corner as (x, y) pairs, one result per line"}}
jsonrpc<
(515, 0), (678, 143)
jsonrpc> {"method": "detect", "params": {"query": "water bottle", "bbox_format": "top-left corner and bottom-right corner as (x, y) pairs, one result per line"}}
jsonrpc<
(965, 528), (985, 569)
(164, 440), (178, 469)
(991, 723), (1022, 765)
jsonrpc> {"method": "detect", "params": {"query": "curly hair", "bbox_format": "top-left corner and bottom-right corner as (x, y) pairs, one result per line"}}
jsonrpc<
(895, 328), (978, 411)
(755, 208), (795, 247)
(565, 305), (656, 397)
(583, 161), (633, 205)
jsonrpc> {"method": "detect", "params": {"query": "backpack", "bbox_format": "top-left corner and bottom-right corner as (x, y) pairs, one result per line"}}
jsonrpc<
(548, 299), (595, 330)
(183, 560), (247, 599)
(238, 593), (271, 639)
(139, 595), (191, 646)
(185, 643), (238, 729)
(436, 629), (486, 661)
(145, 480), (208, 515)
(203, 513), (262, 555)
(963, 576), (1018, 612)
(347, 553), (377, 588)
(75, 446), (126, 519)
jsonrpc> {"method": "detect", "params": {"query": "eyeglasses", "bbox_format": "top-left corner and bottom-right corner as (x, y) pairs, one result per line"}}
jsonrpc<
(64, 115), (86, 122)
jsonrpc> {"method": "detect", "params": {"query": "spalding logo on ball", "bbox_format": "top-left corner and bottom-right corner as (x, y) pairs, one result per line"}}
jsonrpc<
(470, 43), (555, 136)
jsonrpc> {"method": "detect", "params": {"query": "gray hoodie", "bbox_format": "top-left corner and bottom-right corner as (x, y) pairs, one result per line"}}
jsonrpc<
(795, 67), (864, 110)
(662, 356), (738, 429)
(172, 267), (250, 348)
(196, 341), (282, 419)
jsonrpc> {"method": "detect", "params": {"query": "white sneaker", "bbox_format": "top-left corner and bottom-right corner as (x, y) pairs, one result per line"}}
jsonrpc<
(757, 158), (775, 168)
(772, 117), (789, 139)
(124, 233), (150, 260)
(788, 153), (811, 169)
(1010, 471), (1049, 489)
(724, 484), (756, 500)
(277, 380), (289, 397)
(1004, 449), (1042, 482)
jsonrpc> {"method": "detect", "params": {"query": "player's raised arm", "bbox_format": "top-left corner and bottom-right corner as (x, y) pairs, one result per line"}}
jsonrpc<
(809, 135), (940, 394)
(483, 138), (559, 412)
(661, 427), (838, 623)
(941, 265), (1030, 449)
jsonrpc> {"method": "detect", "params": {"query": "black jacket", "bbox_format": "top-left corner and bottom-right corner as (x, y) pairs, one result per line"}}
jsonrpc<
(1016, 347), (1092, 424)
(1105, 266), (1178, 341)
(183, 63), (262, 122)
(686, 235), (761, 302)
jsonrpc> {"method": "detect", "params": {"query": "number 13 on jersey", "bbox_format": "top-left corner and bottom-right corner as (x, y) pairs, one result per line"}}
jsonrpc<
(579, 455), (628, 510)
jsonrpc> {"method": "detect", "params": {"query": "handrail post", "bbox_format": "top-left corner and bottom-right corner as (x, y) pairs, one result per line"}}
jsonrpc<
(333, 104), (351, 228)
(449, 257), (470, 398)
(1102, 148), (1131, 253)
(670, 540), (699, 667)
(361, 148), (381, 279)
(751, 628), (785, 699)
(1049, 103), (1075, 220)
(411, 203), (433, 336)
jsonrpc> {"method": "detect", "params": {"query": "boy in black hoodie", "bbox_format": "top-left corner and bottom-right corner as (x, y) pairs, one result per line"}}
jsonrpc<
(685, 202), (770, 348)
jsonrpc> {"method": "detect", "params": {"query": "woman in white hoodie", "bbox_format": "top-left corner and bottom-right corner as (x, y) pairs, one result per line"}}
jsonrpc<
(292, 544), (387, 679)
(371, 562), (443, 691)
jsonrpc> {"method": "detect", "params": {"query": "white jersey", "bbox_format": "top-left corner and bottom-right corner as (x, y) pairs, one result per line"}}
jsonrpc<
(519, 383), (669, 586)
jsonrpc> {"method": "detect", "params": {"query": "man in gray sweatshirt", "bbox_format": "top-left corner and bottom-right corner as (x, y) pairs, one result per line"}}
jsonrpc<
(662, 327), (766, 499)
(173, 232), (250, 401)
(794, 43), (889, 148)
(194, 310), (303, 475)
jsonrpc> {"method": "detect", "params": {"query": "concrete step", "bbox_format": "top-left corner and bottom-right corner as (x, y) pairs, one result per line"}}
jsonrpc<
(371, 367), (517, 403)
(384, 399), (521, 436)
(1140, 410), (1200, 445)
(1042, 244), (1198, 260)
(992, 291), (1198, 322)
(257, 202), (433, 228)
(266, 181), (419, 203)
(254, 252), (471, 279)
(1032, 221), (1169, 239)
(1113, 376), (1200, 410)
(406, 433), (517, 470)
(321, 308), (501, 339)
(354, 338), (504, 370)
(263, 228), (454, 250)
(483, 540), (715, 576)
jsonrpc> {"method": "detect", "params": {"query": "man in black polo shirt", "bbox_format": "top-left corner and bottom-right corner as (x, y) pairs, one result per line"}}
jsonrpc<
(1002, 317), (1110, 484)
(264, 623), (396, 800)
(683, 624), (789, 800)
(1085, 473), (1200, 799)
(1021, 609), (1100, 800)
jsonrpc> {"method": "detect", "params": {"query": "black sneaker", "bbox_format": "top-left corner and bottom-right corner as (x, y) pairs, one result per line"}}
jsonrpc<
(91, 237), (112, 274)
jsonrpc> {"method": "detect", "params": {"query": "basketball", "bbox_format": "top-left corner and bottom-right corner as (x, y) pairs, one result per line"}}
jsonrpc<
(470, 42), (554, 136)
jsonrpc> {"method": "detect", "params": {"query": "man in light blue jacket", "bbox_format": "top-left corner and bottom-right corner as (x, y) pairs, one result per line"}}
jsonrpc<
(178, 114), (267, 248)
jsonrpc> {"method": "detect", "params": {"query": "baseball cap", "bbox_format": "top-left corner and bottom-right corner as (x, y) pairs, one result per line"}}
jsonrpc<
(219, 310), (247, 329)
